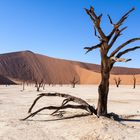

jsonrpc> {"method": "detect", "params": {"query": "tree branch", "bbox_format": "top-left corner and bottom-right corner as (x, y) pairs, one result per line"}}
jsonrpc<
(107, 14), (114, 26)
(109, 27), (127, 49)
(94, 26), (101, 40)
(28, 94), (44, 113)
(108, 7), (135, 40)
(84, 43), (101, 54)
(110, 57), (132, 62)
(110, 38), (140, 57)
(28, 92), (94, 113)
(85, 6), (107, 41)
(116, 46), (140, 58)
(22, 104), (94, 121)
(23, 92), (97, 120)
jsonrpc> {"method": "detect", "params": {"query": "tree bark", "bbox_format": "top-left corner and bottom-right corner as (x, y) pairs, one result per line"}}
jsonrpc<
(133, 75), (136, 89)
(97, 52), (111, 116)
(22, 81), (25, 91)
(37, 87), (39, 92)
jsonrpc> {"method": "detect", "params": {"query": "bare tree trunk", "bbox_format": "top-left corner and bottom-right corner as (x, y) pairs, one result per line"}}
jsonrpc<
(43, 83), (45, 90)
(72, 83), (76, 88)
(22, 81), (25, 91)
(133, 75), (136, 89)
(114, 77), (121, 87)
(97, 57), (110, 116)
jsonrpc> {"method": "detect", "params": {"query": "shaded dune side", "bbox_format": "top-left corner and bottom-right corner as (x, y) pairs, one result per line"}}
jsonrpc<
(0, 50), (140, 84)
(0, 51), (44, 82)
(0, 75), (16, 85)
(35, 54), (79, 84)
(0, 51), (79, 84)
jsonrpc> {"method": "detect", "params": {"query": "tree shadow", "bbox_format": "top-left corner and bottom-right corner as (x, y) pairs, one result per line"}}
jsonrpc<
(26, 113), (91, 122)
(107, 112), (140, 123)
(119, 118), (140, 123)
(37, 111), (66, 116)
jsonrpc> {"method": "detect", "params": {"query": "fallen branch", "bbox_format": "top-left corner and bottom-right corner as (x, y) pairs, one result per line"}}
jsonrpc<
(28, 94), (44, 113)
(22, 104), (95, 121)
(23, 92), (97, 120)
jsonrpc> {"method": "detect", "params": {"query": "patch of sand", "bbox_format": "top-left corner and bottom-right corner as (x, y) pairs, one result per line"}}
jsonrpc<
(0, 85), (140, 140)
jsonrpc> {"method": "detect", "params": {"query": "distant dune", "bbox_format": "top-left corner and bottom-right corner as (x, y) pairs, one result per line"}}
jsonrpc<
(0, 50), (140, 85)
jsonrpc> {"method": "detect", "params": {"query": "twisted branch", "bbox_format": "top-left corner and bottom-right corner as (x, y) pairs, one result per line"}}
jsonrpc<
(24, 92), (97, 120)
(22, 104), (93, 121)
(110, 38), (140, 57)
(85, 6), (107, 40)
(116, 46), (140, 58)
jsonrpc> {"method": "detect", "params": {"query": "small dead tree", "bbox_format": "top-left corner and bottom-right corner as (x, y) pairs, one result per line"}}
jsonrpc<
(42, 83), (45, 90)
(19, 64), (30, 91)
(22, 81), (25, 91)
(35, 79), (43, 92)
(70, 76), (80, 88)
(133, 75), (136, 89)
(114, 77), (121, 87)
(22, 7), (140, 120)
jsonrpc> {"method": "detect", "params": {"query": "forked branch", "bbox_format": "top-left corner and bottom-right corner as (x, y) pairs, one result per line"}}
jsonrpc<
(85, 6), (107, 40)
(108, 7), (135, 40)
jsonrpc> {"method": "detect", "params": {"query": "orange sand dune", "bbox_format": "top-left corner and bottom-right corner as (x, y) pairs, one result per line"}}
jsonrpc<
(0, 50), (140, 85)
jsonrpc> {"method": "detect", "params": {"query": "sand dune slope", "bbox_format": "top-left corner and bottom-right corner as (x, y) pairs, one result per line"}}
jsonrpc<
(0, 51), (140, 84)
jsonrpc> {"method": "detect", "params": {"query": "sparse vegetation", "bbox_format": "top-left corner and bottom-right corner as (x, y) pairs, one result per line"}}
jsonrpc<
(114, 77), (121, 87)
(35, 79), (43, 92)
(133, 74), (136, 89)
(70, 76), (80, 88)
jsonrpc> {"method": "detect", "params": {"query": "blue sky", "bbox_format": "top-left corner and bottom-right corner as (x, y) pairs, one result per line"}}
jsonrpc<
(0, 0), (140, 68)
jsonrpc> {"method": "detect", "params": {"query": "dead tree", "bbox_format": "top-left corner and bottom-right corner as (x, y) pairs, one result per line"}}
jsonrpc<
(35, 79), (43, 92)
(22, 81), (25, 91)
(19, 64), (30, 91)
(114, 77), (121, 87)
(42, 83), (45, 90)
(22, 7), (140, 120)
(84, 6), (140, 116)
(133, 75), (136, 89)
(70, 76), (80, 88)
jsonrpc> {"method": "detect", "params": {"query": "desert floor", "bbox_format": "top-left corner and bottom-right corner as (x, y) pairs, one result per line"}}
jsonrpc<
(0, 85), (140, 140)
